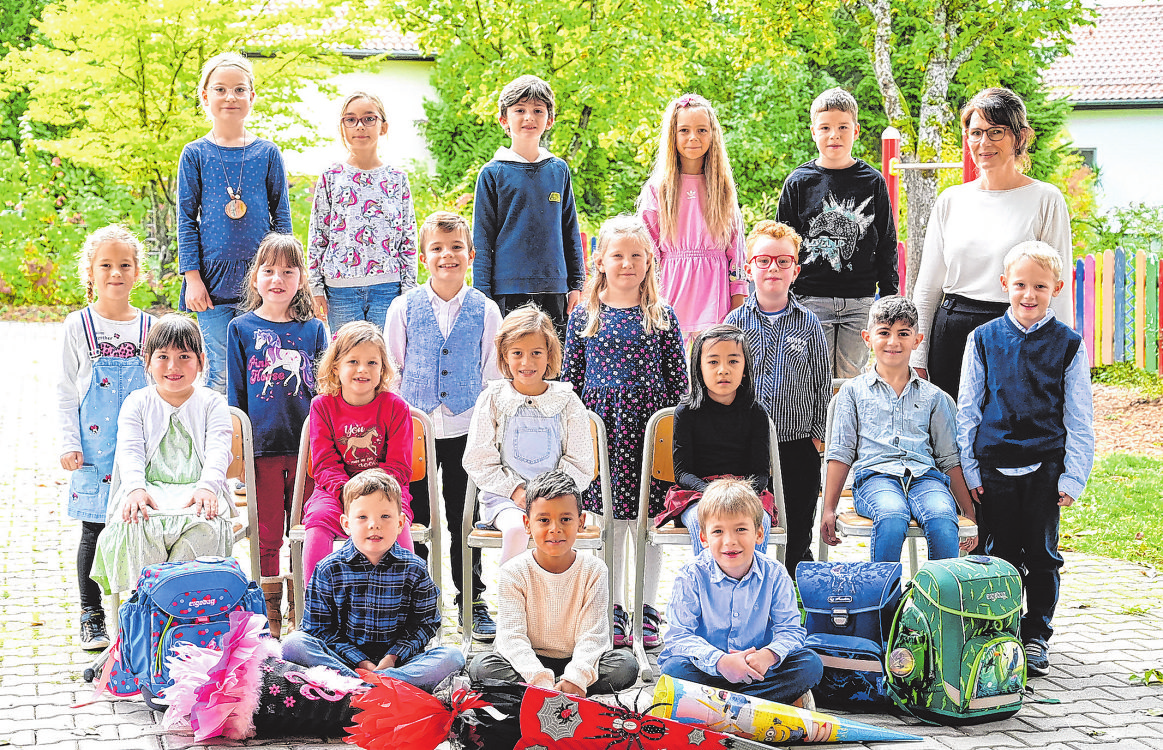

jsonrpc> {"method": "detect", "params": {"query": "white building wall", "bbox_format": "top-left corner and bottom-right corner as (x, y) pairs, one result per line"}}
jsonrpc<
(1065, 108), (1163, 212)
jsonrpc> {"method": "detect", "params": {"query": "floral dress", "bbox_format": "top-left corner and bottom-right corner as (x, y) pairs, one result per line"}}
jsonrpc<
(562, 303), (689, 519)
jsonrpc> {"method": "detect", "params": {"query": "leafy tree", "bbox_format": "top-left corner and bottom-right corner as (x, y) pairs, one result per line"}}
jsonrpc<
(0, 0), (51, 146)
(1, 0), (360, 267)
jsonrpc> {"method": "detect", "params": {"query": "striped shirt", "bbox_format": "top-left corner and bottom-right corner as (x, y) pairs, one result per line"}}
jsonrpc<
(300, 539), (440, 667)
(725, 293), (830, 443)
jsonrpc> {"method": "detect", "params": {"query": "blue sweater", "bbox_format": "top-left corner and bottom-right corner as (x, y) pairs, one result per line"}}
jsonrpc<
(226, 313), (328, 456)
(471, 150), (585, 297)
(177, 137), (292, 308)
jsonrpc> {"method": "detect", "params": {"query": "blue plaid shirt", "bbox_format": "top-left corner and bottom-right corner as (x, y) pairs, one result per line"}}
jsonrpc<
(724, 293), (830, 443)
(301, 539), (440, 667)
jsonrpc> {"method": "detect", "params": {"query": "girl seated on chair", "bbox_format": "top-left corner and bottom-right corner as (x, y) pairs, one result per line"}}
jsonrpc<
(91, 315), (235, 595)
(658, 324), (775, 555)
(463, 306), (595, 566)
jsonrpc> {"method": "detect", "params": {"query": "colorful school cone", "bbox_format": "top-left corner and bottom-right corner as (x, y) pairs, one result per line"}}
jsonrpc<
(649, 676), (922, 744)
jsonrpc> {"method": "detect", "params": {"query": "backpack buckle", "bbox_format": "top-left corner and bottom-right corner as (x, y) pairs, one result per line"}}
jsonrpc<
(831, 608), (850, 628)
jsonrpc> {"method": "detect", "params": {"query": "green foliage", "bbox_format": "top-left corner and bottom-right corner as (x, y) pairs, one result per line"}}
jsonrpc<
(1081, 204), (1163, 257)
(1129, 668), (1163, 685)
(1092, 363), (1163, 400)
(0, 0), (51, 145)
(0, 141), (146, 306)
(1062, 453), (1163, 568)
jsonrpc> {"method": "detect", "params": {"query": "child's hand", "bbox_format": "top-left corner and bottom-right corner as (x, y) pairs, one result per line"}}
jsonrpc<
(969, 486), (984, 503)
(717, 648), (765, 684)
(357, 660), (377, 671)
(566, 290), (581, 314)
(124, 489), (158, 523)
(744, 648), (778, 677)
(812, 438), (824, 453)
(60, 451), (84, 471)
(511, 485), (527, 511)
(820, 511), (841, 546)
(314, 295), (328, 318)
(376, 654), (399, 670)
(1058, 491), (1075, 507)
(959, 534), (979, 552)
(184, 488), (219, 519)
(183, 273), (214, 312)
(554, 678), (585, 697)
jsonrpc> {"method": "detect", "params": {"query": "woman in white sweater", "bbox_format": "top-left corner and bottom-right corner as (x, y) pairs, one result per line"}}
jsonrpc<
(911, 87), (1073, 397)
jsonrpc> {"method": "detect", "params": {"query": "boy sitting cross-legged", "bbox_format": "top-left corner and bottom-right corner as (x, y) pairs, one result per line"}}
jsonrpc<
(820, 295), (978, 562)
(282, 468), (464, 691)
(658, 477), (822, 705)
(467, 469), (637, 696)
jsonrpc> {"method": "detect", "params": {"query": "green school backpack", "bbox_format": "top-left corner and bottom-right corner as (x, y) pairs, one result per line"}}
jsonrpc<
(885, 556), (1026, 724)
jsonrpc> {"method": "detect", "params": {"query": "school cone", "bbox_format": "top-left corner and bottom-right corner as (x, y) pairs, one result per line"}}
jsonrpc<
(649, 675), (922, 744)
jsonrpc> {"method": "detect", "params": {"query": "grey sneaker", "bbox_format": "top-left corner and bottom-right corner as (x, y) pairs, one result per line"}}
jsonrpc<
(1024, 640), (1050, 677)
(80, 610), (110, 651)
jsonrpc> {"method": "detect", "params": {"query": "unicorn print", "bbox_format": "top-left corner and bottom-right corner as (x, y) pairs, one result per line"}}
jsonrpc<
(253, 329), (315, 398)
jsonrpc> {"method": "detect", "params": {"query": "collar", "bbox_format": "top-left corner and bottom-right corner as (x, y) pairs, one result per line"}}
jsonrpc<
(701, 548), (765, 585)
(424, 280), (469, 307)
(1005, 308), (1055, 334)
(744, 291), (803, 317)
(867, 364), (921, 391)
(488, 378), (579, 417)
(340, 538), (401, 568)
(493, 146), (554, 164)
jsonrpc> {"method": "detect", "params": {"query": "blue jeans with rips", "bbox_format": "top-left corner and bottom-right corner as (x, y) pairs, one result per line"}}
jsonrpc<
(853, 469), (959, 562)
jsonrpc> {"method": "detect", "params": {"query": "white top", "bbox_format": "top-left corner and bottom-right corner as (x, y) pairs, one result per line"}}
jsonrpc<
(108, 385), (233, 520)
(911, 179), (1073, 369)
(57, 306), (154, 454)
(384, 281), (504, 439)
(495, 550), (611, 691)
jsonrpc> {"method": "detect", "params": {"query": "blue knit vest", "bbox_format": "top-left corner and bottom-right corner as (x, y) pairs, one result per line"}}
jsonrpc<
(399, 287), (487, 415)
(972, 315), (1081, 466)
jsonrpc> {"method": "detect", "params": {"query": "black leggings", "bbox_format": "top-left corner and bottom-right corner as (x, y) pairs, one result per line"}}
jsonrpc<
(77, 521), (105, 613)
(778, 438), (822, 578)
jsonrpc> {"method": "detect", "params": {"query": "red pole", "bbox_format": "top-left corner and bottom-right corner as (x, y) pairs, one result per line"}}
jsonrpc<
(882, 127), (904, 291)
(962, 132), (979, 183)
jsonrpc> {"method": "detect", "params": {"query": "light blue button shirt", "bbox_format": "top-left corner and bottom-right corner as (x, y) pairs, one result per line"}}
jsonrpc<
(826, 369), (961, 478)
(659, 549), (805, 677)
(956, 309), (1095, 500)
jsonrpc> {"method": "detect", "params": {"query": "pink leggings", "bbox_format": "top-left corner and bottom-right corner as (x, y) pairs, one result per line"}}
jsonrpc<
(301, 487), (414, 585)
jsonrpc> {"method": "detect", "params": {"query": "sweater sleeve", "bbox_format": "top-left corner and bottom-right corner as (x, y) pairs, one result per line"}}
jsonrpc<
(309, 396), (350, 494)
(115, 390), (150, 498)
(873, 175), (900, 296)
(747, 407), (772, 493)
(307, 171), (332, 296)
(225, 318), (247, 412)
(472, 167), (498, 299)
(660, 308), (690, 403)
(462, 388), (525, 499)
(560, 308), (588, 397)
(494, 563), (555, 688)
(559, 164), (586, 292)
(911, 193), (951, 370)
(727, 211), (748, 298)
(57, 314), (85, 455)
(1040, 188), (1074, 327)
(562, 560), (611, 692)
(176, 143), (203, 275)
(558, 393), (596, 493)
(396, 172), (419, 292)
(378, 396), (414, 521)
(638, 183), (663, 261)
(196, 391), (234, 497)
(267, 145), (292, 234)
(775, 173), (800, 233)
(672, 406), (708, 492)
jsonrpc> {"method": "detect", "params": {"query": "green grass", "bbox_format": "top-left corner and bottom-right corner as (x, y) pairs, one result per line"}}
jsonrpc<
(1062, 453), (1163, 568)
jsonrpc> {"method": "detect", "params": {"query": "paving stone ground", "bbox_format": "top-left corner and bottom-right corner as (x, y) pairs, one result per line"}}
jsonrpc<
(2, 320), (1161, 749)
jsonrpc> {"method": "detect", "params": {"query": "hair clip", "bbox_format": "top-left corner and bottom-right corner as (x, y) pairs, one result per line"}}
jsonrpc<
(675, 94), (702, 108)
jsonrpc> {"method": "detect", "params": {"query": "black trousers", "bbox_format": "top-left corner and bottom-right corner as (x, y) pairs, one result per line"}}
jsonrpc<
(410, 434), (484, 604)
(78, 521), (104, 613)
(494, 293), (569, 342)
(927, 294), (1008, 399)
(779, 438), (821, 578)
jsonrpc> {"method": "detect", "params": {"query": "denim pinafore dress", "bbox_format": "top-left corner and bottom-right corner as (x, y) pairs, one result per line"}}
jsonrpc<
(478, 404), (564, 525)
(67, 309), (151, 522)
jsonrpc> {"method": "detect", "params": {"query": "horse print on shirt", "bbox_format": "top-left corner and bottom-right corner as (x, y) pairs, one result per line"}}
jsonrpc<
(251, 329), (316, 399)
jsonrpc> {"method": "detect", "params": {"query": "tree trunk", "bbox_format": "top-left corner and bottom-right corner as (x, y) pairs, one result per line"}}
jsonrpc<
(145, 180), (177, 272)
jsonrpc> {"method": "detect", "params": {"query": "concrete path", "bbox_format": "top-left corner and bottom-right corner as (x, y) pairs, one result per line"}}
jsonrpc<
(1, 320), (1161, 749)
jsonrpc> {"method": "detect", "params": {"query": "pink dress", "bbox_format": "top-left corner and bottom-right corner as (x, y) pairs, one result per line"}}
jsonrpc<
(640, 174), (748, 334)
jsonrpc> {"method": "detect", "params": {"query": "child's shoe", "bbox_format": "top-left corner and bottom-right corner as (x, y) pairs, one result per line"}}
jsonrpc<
(79, 609), (110, 651)
(1024, 640), (1050, 677)
(261, 577), (284, 639)
(792, 690), (816, 711)
(613, 604), (633, 648)
(641, 603), (664, 649)
(472, 601), (497, 642)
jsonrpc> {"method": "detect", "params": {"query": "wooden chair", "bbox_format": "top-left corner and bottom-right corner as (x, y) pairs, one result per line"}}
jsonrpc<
(459, 410), (614, 658)
(817, 392), (978, 573)
(288, 408), (442, 636)
(630, 407), (788, 681)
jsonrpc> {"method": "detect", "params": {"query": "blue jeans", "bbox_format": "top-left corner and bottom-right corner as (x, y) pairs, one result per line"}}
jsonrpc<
(799, 296), (874, 380)
(325, 282), (401, 332)
(681, 502), (772, 556)
(660, 649), (823, 704)
(853, 470), (959, 562)
(196, 304), (243, 393)
(281, 631), (464, 692)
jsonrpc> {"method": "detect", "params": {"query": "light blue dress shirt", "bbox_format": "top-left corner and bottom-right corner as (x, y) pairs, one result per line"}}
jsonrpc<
(659, 549), (805, 677)
(956, 309), (1094, 500)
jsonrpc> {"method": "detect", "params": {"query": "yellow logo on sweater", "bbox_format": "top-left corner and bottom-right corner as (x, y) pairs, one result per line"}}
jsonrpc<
(548, 192), (561, 203)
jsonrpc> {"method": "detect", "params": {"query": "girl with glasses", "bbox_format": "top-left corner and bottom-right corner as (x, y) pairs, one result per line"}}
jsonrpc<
(307, 91), (418, 332)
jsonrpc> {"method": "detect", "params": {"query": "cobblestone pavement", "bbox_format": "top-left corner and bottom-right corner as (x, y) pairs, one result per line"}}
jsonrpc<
(2, 321), (1161, 749)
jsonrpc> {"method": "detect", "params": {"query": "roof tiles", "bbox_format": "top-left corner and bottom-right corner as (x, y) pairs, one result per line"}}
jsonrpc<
(1045, 1), (1163, 103)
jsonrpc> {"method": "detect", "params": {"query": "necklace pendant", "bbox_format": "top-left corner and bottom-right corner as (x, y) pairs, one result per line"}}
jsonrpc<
(225, 198), (248, 220)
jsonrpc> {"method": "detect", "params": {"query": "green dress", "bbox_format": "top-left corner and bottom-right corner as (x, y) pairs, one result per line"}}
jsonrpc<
(92, 414), (233, 594)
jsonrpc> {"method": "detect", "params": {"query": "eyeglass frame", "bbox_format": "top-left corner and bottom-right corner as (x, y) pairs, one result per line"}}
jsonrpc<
(208, 85), (252, 99)
(748, 254), (797, 270)
(966, 126), (1011, 143)
(341, 115), (384, 128)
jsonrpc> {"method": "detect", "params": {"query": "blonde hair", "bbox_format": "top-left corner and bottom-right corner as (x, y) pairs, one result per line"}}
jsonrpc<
(746, 220), (803, 261)
(342, 468), (402, 515)
(697, 477), (766, 533)
(338, 90), (388, 151)
(1003, 240), (1062, 278)
(78, 224), (144, 302)
(580, 214), (671, 337)
(495, 306), (562, 379)
(643, 94), (739, 247)
(418, 211), (473, 254)
(241, 234), (315, 322)
(316, 321), (394, 397)
(810, 87), (859, 123)
(197, 52), (254, 108)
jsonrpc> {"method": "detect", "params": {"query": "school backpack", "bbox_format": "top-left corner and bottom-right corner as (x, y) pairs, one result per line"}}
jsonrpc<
(796, 561), (902, 706)
(101, 557), (266, 707)
(885, 555), (1025, 724)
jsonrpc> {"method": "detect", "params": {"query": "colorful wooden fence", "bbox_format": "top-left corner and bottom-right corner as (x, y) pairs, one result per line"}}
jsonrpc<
(1075, 249), (1162, 371)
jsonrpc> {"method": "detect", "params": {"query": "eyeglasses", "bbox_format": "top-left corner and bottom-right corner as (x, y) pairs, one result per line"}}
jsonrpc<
(342, 115), (383, 128)
(967, 127), (1009, 143)
(209, 86), (252, 98)
(749, 254), (796, 270)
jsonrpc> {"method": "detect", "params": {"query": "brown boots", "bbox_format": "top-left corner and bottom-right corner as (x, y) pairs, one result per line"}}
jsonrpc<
(261, 577), (284, 639)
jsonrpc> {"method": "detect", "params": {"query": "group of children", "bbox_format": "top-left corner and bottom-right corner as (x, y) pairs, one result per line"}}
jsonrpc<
(56, 52), (1091, 707)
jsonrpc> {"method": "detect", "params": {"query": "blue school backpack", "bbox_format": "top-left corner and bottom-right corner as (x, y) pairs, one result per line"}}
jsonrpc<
(101, 557), (266, 706)
(796, 561), (903, 707)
